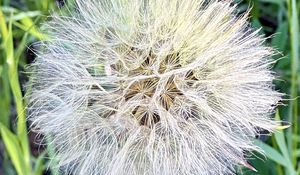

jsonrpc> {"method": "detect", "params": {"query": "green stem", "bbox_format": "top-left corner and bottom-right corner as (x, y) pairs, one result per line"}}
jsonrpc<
(8, 65), (31, 174)
(271, 135), (284, 175)
(287, 0), (299, 168)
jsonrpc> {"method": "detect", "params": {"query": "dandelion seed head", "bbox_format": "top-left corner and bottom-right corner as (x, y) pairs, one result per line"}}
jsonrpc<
(27, 0), (282, 174)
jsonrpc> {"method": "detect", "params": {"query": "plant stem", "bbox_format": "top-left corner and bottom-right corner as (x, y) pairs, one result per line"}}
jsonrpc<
(287, 0), (299, 167)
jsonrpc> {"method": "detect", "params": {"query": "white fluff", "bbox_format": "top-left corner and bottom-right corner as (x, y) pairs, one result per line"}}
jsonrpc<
(27, 0), (282, 174)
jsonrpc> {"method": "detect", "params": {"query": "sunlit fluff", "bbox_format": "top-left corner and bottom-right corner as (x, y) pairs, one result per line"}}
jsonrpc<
(27, 0), (282, 174)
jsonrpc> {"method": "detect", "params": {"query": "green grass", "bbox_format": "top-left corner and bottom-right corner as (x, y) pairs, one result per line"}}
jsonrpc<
(0, 0), (299, 175)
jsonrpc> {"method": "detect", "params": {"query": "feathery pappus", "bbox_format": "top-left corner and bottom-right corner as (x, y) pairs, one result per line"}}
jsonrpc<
(27, 0), (282, 174)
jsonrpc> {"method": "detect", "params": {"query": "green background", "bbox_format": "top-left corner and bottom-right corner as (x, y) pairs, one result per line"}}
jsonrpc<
(0, 0), (299, 174)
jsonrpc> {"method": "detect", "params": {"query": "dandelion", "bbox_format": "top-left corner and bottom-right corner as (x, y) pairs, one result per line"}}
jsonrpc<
(27, 0), (282, 174)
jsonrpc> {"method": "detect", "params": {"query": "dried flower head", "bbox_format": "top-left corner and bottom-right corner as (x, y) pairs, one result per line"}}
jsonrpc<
(27, 0), (282, 174)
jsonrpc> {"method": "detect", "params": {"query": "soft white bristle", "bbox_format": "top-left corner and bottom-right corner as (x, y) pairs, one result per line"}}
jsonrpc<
(27, 0), (282, 174)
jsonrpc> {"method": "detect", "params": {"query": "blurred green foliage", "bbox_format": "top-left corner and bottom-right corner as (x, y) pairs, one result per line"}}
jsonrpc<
(0, 0), (299, 175)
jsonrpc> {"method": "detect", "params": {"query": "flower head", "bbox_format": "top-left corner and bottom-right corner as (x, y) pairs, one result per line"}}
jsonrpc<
(27, 0), (282, 174)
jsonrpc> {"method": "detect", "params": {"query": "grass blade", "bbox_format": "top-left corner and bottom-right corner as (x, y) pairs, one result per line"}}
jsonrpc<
(0, 123), (29, 175)
(254, 139), (288, 168)
(274, 112), (296, 175)
(0, 8), (32, 175)
(34, 151), (46, 175)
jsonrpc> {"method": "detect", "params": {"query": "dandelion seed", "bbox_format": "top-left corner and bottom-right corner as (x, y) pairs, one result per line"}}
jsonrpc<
(27, 0), (282, 174)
